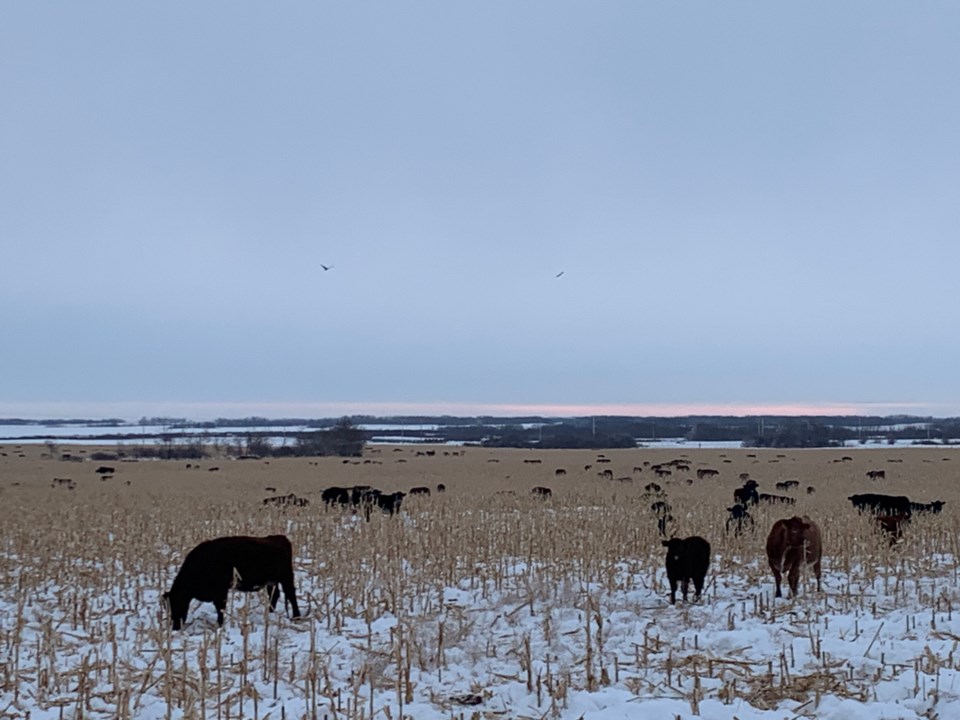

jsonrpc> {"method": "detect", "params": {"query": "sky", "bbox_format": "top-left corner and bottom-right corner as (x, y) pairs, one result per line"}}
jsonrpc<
(2, 3), (959, 420)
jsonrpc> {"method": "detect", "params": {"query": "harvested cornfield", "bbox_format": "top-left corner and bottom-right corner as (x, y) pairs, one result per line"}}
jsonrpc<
(1, 444), (959, 718)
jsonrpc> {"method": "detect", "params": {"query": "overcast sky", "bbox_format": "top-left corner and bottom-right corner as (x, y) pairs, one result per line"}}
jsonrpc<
(2, 3), (959, 420)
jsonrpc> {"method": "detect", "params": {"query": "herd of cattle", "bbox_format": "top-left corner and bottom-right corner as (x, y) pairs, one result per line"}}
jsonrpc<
(159, 465), (949, 630)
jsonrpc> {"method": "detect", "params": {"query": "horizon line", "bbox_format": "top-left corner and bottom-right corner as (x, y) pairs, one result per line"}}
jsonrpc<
(0, 399), (951, 422)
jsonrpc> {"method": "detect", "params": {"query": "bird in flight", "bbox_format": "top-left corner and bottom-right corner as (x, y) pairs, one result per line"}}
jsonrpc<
(321, 264), (334, 271)
(555, 271), (564, 278)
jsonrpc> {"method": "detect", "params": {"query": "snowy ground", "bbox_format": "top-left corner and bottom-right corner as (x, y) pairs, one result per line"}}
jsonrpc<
(3, 531), (959, 719)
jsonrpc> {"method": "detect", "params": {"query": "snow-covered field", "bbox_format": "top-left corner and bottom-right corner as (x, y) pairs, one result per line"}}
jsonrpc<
(2, 445), (958, 719)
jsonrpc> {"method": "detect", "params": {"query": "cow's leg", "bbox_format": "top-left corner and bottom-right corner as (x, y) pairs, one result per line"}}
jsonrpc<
(281, 573), (301, 618)
(770, 564), (783, 598)
(214, 597), (227, 626)
(693, 573), (705, 601)
(813, 559), (822, 592)
(669, 578), (678, 604)
(681, 577), (690, 602)
(787, 563), (801, 597)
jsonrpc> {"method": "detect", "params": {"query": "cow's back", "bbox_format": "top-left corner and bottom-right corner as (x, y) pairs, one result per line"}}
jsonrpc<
(173, 535), (293, 601)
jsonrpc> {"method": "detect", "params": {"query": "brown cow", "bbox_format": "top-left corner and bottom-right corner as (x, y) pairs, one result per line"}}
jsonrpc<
(765, 516), (822, 598)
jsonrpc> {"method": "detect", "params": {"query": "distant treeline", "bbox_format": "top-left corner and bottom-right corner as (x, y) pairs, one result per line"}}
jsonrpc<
(6, 414), (960, 451)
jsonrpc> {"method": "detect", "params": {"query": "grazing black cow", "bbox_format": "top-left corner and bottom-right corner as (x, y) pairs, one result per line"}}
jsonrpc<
(163, 535), (301, 630)
(655, 468), (672, 478)
(697, 468), (719, 480)
(662, 536), (711, 604)
(408, 486), (431, 496)
(95, 465), (115, 475)
(910, 500), (946, 514)
(806, 486), (816, 494)
(555, 468), (567, 476)
(733, 480), (759, 506)
(436, 483), (446, 493)
(371, 491), (405, 516)
(866, 470), (886, 480)
(531, 486), (552, 498)
(848, 493), (912, 516)
(759, 493), (796, 505)
(321, 486), (351, 507)
(644, 482), (662, 494)
(726, 505), (754, 536)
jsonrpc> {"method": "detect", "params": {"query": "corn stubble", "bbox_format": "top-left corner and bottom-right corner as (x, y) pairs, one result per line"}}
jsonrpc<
(1, 445), (959, 717)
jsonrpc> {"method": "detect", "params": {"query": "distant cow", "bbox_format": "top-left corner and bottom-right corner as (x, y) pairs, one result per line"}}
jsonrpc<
(644, 482), (662, 494)
(733, 480), (759, 506)
(262, 493), (309, 507)
(866, 470), (886, 480)
(555, 468), (567, 476)
(408, 486), (431, 496)
(370, 491), (405, 516)
(436, 483), (446, 493)
(321, 486), (351, 507)
(95, 466), (115, 475)
(531, 486), (552, 498)
(759, 493), (796, 505)
(697, 468), (719, 479)
(910, 500), (946, 514)
(726, 505), (754, 536)
(775, 480), (800, 491)
(163, 535), (301, 630)
(662, 536), (711, 604)
(766, 516), (822, 598)
(848, 493), (912, 516)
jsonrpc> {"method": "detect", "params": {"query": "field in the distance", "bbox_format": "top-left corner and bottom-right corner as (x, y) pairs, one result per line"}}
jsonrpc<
(2, 444), (960, 719)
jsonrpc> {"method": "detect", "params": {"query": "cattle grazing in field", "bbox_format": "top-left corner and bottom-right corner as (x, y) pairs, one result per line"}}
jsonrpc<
(368, 491), (405, 516)
(644, 482), (662, 494)
(765, 516), (822, 598)
(163, 535), (301, 630)
(436, 483), (446, 493)
(555, 468), (567, 476)
(655, 468), (672, 478)
(408, 486), (431, 496)
(759, 493), (796, 505)
(910, 500), (946, 514)
(726, 505), (754, 536)
(662, 536), (711, 604)
(848, 493), (912, 517)
(95, 466), (115, 475)
(599, 469), (614, 480)
(531, 486), (552, 498)
(262, 493), (309, 507)
(866, 470), (886, 480)
(806, 486), (816, 494)
(697, 468), (719, 480)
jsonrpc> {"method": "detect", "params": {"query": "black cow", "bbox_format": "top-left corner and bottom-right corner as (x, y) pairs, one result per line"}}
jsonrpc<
(644, 482), (662, 494)
(726, 505), (754, 536)
(409, 486), (431, 496)
(775, 480), (800, 491)
(733, 480), (759, 506)
(697, 468), (719, 479)
(662, 536), (711, 604)
(321, 486), (351, 507)
(163, 535), (301, 630)
(910, 500), (946, 514)
(95, 465), (116, 475)
(263, 493), (309, 507)
(849, 493), (912, 516)
(531, 486), (553, 498)
(866, 470), (886, 480)
(436, 483), (446, 493)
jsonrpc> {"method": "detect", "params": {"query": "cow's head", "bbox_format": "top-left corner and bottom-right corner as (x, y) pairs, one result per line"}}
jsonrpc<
(661, 537), (684, 563)
(162, 590), (189, 631)
(783, 517), (810, 545)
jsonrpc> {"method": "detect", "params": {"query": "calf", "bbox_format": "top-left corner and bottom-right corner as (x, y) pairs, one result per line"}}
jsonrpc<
(910, 500), (946, 514)
(848, 493), (912, 517)
(661, 536), (711, 603)
(765, 516), (822, 598)
(726, 505), (754, 536)
(733, 480), (759, 506)
(163, 535), (301, 630)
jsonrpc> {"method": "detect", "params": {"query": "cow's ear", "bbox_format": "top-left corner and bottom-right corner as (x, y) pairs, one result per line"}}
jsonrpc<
(661, 540), (669, 547)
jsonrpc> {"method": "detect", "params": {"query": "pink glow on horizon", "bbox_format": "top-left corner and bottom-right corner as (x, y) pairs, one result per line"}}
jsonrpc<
(0, 399), (942, 421)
